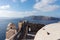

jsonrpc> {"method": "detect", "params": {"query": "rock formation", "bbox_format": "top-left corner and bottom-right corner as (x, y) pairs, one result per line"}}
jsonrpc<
(6, 23), (17, 40)
(5, 21), (45, 40)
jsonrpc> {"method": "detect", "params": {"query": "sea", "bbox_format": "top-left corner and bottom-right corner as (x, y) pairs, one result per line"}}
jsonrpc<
(0, 18), (60, 40)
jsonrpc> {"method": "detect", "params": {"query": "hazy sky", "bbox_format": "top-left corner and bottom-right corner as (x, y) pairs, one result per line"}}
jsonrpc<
(0, 0), (60, 18)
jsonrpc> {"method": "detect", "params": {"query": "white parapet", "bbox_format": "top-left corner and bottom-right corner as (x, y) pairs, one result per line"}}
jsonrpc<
(34, 23), (60, 40)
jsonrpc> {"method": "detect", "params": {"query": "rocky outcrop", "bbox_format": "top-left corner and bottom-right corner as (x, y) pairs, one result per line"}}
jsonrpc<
(6, 21), (45, 40)
(6, 23), (17, 40)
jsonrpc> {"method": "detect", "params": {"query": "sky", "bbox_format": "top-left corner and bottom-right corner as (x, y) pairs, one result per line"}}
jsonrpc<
(0, 0), (60, 18)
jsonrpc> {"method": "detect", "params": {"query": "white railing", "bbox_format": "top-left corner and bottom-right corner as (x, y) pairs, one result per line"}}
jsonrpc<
(27, 34), (35, 37)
